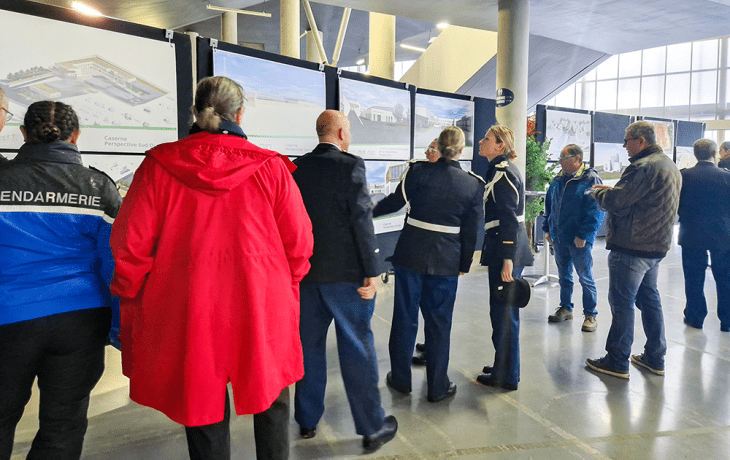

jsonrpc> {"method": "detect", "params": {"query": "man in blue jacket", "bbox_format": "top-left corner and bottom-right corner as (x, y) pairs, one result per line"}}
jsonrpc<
(543, 144), (604, 332)
(678, 139), (730, 331)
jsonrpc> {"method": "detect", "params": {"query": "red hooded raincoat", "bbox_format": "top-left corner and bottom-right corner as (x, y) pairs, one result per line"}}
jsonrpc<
(110, 131), (313, 426)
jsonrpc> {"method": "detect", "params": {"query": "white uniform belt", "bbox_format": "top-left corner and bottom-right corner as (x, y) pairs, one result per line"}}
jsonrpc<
(407, 216), (460, 234)
(484, 215), (525, 230)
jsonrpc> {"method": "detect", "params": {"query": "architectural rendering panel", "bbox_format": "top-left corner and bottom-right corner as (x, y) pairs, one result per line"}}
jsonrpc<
(593, 142), (627, 186)
(213, 50), (326, 157)
(414, 93), (474, 160)
(366, 160), (408, 233)
(545, 109), (591, 161)
(675, 146), (696, 169)
(644, 119), (674, 158)
(340, 78), (410, 160)
(0, 9), (178, 153)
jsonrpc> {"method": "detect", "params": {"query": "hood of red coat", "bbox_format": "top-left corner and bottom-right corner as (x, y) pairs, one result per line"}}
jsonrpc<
(146, 131), (296, 196)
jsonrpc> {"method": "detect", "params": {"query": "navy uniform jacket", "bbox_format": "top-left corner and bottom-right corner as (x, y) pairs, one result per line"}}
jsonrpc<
(678, 160), (730, 250)
(293, 143), (379, 283)
(372, 158), (484, 276)
(718, 156), (730, 169)
(480, 155), (534, 268)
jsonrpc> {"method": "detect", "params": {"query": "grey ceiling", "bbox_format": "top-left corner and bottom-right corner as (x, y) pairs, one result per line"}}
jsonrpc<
(25, 0), (730, 109)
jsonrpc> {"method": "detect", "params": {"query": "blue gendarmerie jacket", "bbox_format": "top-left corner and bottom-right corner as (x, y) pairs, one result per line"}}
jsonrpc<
(542, 163), (605, 246)
(0, 141), (122, 325)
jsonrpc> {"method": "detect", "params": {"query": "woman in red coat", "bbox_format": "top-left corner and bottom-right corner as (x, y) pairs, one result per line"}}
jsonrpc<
(110, 76), (313, 460)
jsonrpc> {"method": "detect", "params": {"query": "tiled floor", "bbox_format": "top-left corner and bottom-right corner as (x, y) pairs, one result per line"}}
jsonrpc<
(11, 231), (730, 459)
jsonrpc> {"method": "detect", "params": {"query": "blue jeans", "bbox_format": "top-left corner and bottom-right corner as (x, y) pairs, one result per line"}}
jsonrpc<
(389, 266), (458, 400)
(603, 251), (666, 372)
(295, 283), (384, 437)
(682, 246), (730, 329)
(488, 265), (524, 387)
(553, 242), (598, 317)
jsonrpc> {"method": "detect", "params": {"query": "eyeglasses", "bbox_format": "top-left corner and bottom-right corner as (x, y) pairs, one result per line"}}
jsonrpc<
(623, 136), (639, 146)
(559, 154), (577, 161)
(0, 107), (11, 123)
(426, 147), (438, 153)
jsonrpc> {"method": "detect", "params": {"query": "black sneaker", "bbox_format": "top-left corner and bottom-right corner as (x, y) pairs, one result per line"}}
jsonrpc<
(586, 357), (629, 379)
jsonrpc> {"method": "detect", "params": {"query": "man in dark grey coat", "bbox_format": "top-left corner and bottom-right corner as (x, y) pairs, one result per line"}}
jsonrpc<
(586, 121), (681, 379)
(292, 110), (396, 452)
(678, 139), (730, 331)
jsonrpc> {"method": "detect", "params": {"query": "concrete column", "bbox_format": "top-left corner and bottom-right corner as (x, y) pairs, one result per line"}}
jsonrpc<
(369, 12), (395, 79)
(496, 0), (530, 175)
(718, 36), (728, 144)
(306, 30), (324, 63)
(221, 12), (237, 44)
(280, 0), (299, 59)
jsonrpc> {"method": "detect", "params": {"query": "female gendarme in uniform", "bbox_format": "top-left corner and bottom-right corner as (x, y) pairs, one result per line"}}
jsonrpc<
(372, 126), (484, 403)
(477, 124), (534, 391)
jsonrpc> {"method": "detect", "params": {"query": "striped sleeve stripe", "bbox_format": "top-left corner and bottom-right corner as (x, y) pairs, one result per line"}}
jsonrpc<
(0, 205), (115, 223)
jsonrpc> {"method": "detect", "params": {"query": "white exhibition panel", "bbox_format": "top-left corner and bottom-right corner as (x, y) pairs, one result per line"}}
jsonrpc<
(213, 50), (326, 157)
(544, 108), (592, 161)
(0, 9), (178, 153)
(339, 78), (411, 161)
(644, 119), (675, 159)
(414, 93), (475, 160)
(366, 160), (407, 234)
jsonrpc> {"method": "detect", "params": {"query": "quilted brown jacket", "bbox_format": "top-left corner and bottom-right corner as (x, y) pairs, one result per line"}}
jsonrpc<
(593, 144), (681, 258)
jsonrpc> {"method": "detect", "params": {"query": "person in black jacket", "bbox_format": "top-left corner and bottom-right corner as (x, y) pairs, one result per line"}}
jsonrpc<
(373, 126), (484, 403)
(292, 110), (397, 452)
(679, 139), (730, 331)
(477, 124), (534, 391)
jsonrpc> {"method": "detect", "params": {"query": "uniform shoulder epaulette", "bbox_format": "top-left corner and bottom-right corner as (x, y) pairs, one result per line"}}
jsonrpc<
(495, 161), (510, 169)
(467, 170), (486, 184)
(89, 165), (119, 188)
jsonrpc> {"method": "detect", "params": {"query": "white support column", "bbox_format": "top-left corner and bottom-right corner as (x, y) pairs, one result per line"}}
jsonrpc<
(280, 0), (299, 59)
(369, 12), (395, 80)
(718, 36), (728, 144)
(306, 30), (324, 63)
(221, 12), (237, 44)
(496, 0), (530, 176)
(331, 8), (351, 67)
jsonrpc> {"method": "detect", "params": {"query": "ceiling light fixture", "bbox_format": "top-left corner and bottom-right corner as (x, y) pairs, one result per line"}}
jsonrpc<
(428, 37), (437, 43)
(356, 58), (365, 65)
(72, 2), (103, 16)
(436, 22), (449, 30)
(400, 44), (427, 53)
(206, 5), (272, 18)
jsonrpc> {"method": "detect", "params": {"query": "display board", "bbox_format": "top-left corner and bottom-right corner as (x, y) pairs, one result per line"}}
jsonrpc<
(0, 9), (178, 153)
(676, 120), (705, 147)
(544, 108), (591, 161)
(642, 118), (674, 158)
(593, 112), (633, 144)
(213, 50), (326, 156)
(339, 78), (410, 160)
(675, 146), (697, 169)
(594, 142), (628, 185)
(414, 92), (474, 160)
(366, 161), (408, 234)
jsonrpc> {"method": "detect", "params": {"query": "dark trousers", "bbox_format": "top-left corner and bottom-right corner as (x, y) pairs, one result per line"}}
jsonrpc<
(682, 246), (730, 329)
(488, 266), (524, 387)
(185, 386), (290, 460)
(0, 308), (110, 460)
(389, 266), (458, 399)
(295, 283), (384, 436)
